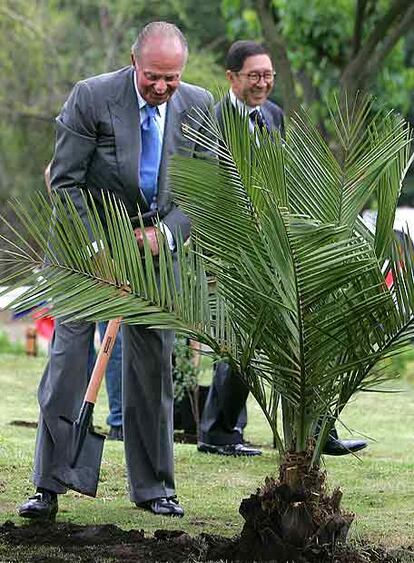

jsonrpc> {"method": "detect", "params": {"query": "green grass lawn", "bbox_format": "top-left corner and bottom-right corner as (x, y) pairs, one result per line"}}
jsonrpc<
(0, 353), (413, 550)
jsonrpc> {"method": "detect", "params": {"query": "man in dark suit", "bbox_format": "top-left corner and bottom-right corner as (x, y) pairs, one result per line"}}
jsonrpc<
(18, 21), (213, 520)
(198, 40), (368, 458)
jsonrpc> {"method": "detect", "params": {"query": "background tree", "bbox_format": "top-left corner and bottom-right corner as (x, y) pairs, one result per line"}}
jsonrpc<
(221, 0), (414, 122)
(2, 0), (414, 206)
(0, 0), (227, 206)
(0, 0), (227, 275)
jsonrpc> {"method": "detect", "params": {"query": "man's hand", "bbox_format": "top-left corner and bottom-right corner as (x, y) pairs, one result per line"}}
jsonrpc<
(134, 226), (160, 256)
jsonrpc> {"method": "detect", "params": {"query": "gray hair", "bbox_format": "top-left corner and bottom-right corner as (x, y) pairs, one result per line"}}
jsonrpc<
(131, 22), (188, 64)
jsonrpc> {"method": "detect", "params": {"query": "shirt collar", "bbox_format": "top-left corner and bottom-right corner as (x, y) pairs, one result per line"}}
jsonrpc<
(133, 70), (167, 118)
(229, 89), (261, 115)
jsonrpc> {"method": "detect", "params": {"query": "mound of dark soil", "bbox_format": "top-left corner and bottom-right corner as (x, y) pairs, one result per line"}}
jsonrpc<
(1, 521), (413, 563)
(0, 521), (234, 562)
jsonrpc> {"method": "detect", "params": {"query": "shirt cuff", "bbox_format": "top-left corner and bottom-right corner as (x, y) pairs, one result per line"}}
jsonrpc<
(158, 221), (175, 251)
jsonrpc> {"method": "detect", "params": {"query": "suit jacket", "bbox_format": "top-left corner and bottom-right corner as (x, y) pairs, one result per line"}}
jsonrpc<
(50, 65), (214, 242)
(215, 94), (284, 137)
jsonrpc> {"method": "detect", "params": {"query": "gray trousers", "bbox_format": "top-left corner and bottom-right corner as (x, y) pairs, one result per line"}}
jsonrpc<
(33, 318), (175, 503)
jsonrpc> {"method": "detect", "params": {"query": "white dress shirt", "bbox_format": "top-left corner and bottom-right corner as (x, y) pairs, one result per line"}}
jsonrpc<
(229, 89), (261, 133)
(134, 73), (175, 250)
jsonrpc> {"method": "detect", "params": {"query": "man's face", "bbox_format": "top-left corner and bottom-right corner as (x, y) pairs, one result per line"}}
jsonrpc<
(132, 36), (186, 106)
(227, 54), (274, 107)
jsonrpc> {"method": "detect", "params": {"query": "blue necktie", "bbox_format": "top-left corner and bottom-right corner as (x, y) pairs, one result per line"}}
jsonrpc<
(139, 105), (162, 207)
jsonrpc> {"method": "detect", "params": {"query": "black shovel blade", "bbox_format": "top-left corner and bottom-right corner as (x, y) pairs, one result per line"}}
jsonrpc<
(51, 414), (105, 497)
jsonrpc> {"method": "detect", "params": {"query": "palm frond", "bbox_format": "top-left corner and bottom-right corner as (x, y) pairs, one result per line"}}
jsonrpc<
(1, 97), (414, 461)
(285, 98), (412, 236)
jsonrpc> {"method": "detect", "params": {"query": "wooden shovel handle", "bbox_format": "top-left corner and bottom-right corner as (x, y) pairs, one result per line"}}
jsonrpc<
(85, 318), (122, 404)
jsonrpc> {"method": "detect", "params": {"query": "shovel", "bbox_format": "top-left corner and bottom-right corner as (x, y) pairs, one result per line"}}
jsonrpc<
(52, 317), (122, 497)
(51, 209), (156, 496)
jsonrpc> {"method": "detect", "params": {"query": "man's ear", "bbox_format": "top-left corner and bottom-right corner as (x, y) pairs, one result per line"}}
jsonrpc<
(131, 53), (136, 66)
(225, 70), (233, 83)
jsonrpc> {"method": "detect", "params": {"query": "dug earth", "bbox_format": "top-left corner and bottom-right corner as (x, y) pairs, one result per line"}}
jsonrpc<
(0, 520), (412, 562)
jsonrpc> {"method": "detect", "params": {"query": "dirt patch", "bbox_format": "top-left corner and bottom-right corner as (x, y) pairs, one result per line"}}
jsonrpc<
(1, 521), (413, 563)
(0, 521), (234, 562)
(6, 424), (248, 446)
(8, 421), (107, 435)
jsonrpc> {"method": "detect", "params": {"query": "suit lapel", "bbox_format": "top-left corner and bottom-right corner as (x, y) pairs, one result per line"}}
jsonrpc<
(261, 102), (281, 134)
(157, 87), (189, 210)
(108, 67), (148, 211)
(216, 94), (236, 128)
(219, 95), (278, 135)
(108, 79), (196, 214)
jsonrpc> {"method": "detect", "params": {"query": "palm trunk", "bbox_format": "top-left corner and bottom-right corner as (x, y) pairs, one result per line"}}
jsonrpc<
(235, 445), (354, 561)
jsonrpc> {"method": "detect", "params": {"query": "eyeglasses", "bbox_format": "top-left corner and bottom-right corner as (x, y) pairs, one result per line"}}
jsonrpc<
(142, 71), (181, 84)
(236, 71), (276, 84)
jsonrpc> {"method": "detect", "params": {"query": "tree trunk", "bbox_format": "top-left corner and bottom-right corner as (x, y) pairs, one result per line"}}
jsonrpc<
(234, 446), (354, 561)
(340, 0), (414, 113)
(255, 0), (300, 120)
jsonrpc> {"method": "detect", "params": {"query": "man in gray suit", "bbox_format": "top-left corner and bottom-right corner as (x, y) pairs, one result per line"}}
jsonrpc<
(198, 40), (367, 458)
(18, 21), (213, 520)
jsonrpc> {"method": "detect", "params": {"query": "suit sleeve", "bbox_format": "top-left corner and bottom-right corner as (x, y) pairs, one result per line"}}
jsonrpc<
(279, 108), (285, 139)
(194, 90), (216, 159)
(50, 81), (98, 239)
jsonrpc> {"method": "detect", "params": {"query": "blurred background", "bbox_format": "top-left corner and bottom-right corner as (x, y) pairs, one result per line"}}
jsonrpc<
(0, 0), (414, 238)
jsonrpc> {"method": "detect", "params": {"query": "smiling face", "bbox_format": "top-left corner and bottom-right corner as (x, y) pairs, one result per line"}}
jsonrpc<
(227, 54), (274, 107)
(132, 35), (186, 106)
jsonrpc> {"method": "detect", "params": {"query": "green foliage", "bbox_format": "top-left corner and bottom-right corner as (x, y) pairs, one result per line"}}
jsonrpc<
(0, 0), (226, 210)
(0, 331), (25, 355)
(222, 0), (261, 39)
(278, 0), (354, 70)
(0, 1), (55, 203)
(220, 0), (414, 115)
(1, 0), (414, 216)
(386, 344), (414, 386)
(173, 336), (199, 402)
(183, 51), (228, 100)
(377, 43), (414, 114)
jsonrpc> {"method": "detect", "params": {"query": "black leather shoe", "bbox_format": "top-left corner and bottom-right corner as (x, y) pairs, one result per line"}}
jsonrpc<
(323, 436), (367, 456)
(108, 425), (123, 441)
(136, 496), (184, 517)
(18, 489), (58, 520)
(198, 442), (262, 456)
